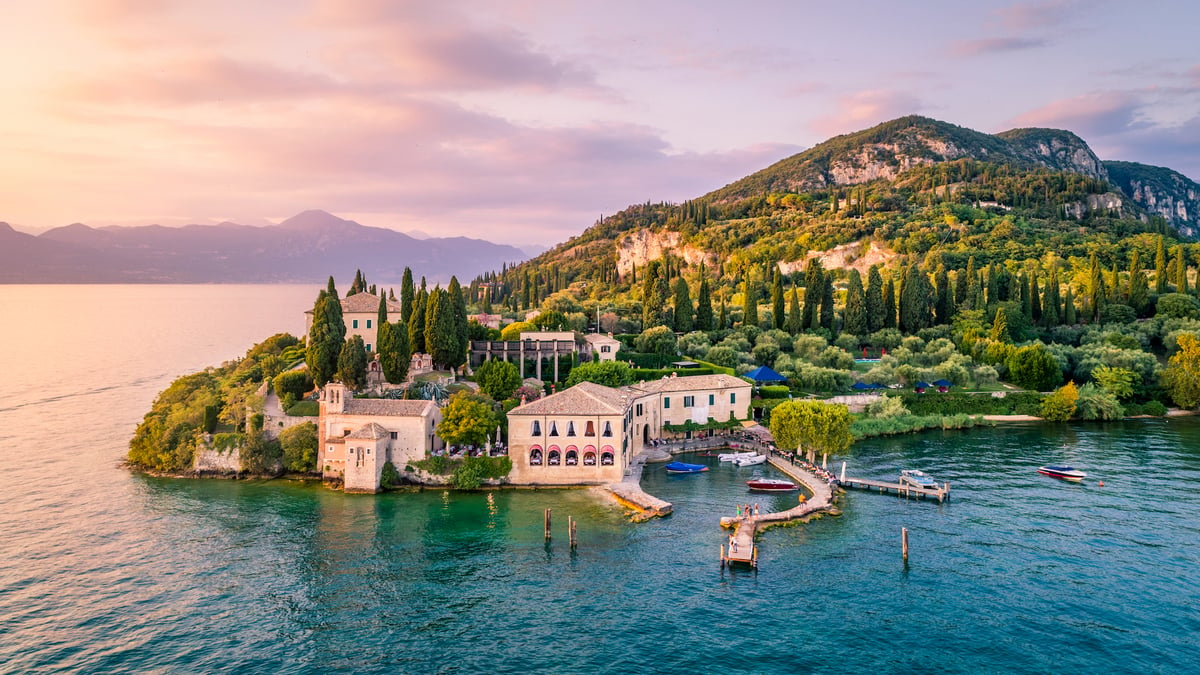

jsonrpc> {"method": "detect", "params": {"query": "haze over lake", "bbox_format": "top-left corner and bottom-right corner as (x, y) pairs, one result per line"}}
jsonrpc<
(1, 285), (1197, 673)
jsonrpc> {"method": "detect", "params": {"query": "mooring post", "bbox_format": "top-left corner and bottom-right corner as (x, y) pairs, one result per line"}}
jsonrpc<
(544, 508), (552, 541)
(902, 527), (909, 562)
(840, 462), (846, 483)
(569, 517), (577, 549)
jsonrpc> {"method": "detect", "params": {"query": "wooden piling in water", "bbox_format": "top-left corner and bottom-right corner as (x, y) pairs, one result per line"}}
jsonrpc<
(569, 517), (577, 549)
(544, 508), (551, 541)
(902, 527), (909, 562)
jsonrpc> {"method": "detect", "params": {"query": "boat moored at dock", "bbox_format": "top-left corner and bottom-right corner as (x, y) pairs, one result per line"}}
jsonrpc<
(664, 462), (709, 474)
(718, 451), (756, 463)
(899, 469), (939, 490)
(733, 454), (766, 467)
(746, 478), (799, 492)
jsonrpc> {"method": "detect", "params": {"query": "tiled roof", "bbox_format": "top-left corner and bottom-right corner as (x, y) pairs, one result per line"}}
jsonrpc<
(510, 381), (631, 416)
(631, 373), (750, 394)
(346, 422), (390, 440)
(583, 333), (621, 344)
(304, 292), (402, 316)
(342, 398), (434, 417)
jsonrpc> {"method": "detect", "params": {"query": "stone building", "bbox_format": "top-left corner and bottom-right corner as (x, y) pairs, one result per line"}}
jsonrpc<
(468, 330), (579, 380)
(582, 333), (622, 362)
(505, 373), (751, 486)
(318, 382), (442, 493)
(304, 291), (402, 354)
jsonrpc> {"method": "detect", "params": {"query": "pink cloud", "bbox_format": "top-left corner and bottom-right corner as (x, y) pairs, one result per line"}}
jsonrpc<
(809, 90), (924, 137)
(1008, 91), (1142, 136)
(950, 36), (1047, 57)
(993, 0), (1079, 31)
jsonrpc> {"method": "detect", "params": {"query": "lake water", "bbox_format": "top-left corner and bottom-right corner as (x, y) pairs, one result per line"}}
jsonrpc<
(1, 285), (1198, 673)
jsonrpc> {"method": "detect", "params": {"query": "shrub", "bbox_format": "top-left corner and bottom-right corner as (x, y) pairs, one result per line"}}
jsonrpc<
(1040, 382), (1078, 421)
(1074, 383), (1123, 421)
(286, 400), (319, 417)
(1143, 400), (1168, 416)
(273, 370), (314, 401)
(381, 461), (402, 489)
(279, 422), (318, 472)
(757, 385), (790, 399)
(1157, 293), (1200, 320)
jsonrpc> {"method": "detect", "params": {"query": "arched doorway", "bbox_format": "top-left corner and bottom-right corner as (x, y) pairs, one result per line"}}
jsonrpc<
(642, 424), (650, 445)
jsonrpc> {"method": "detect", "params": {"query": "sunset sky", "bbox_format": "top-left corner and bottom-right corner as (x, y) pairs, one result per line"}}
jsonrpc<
(2, 0), (1197, 245)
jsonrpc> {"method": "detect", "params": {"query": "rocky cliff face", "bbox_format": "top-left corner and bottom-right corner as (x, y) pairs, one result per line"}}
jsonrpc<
(996, 128), (1108, 181)
(615, 229), (715, 276)
(1105, 161), (1200, 238)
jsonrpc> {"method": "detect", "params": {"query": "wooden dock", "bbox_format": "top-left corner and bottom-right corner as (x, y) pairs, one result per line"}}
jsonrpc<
(720, 518), (758, 568)
(840, 477), (950, 503)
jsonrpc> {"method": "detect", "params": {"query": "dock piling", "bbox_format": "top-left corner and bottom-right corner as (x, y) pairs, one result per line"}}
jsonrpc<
(902, 527), (909, 562)
(544, 508), (551, 541)
(569, 516), (577, 549)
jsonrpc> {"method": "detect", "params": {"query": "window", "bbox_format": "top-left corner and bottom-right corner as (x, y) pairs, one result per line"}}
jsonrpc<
(635, 403), (643, 416)
(731, 392), (737, 404)
(529, 447), (543, 466)
(602, 421), (613, 437)
(709, 394), (715, 405)
(390, 432), (397, 440)
(352, 319), (359, 328)
(549, 421), (559, 436)
(585, 421), (595, 436)
(601, 345), (611, 353)
(566, 421), (576, 437)
(366, 344), (372, 352)
(343, 429), (351, 436)
(664, 397), (670, 409)
(531, 421), (541, 436)
(548, 449), (561, 466)
(683, 396), (694, 407)
(565, 449), (578, 465)
(583, 451), (596, 465)
(366, 319), (372, 329)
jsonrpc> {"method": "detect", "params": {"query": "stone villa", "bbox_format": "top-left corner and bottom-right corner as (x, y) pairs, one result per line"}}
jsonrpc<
(304, 291), (401, 354)
(318, 382), (443, 493)
(506, 373), (751, 486)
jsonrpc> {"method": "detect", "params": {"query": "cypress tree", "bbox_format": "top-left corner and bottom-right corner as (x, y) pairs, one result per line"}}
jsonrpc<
(378, 319), (411, 384)
(1064, 286), (1077, 325)
(899, 265), (932, 333)
(971, 271), (985, 310)
(843, 269), (867, 335)
(673, 278), (694, 332)
(954, 268), (969, 309)
(336, 335), (368, 389)
(377, 293), (389, 338)
(719, 296), (727, 330)
(802, 260), (823, 330)
(771, 270), (785, 330)
(306, 278), (346, 387)
(990, 307), (1011, 343)
(1128, 250), (1150, 315)
(934, 265), (952, 325)
(1174, 245), (1189, 294)
(409, 284), (428, 354)
(401, 267), (415, 322)
(786, 288), (803, 335)
(882, 276), (897, 329)
(1019, 272), (1033, 323)
(447, 277), (469, 370)
(819, 276), (835, 330)
(425, 288), (457, 371)
(695, 277), (714, 331)
(1088, 255), (1105, 322)
(865, 266), (885, 332)
(1043, 266), (1061, 327)
(742, 279), (759, 328)
(1155, 236), (1168, 294)
(1030, 271), (1042, 324)
(986, 263), (999, 305)
(388, 287), (397, 302)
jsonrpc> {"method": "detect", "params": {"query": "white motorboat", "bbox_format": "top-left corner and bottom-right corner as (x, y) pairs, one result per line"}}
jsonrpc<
(718, 451), (756, 463)
(733, 454), (767, 467)
(899, 469), (939, 490)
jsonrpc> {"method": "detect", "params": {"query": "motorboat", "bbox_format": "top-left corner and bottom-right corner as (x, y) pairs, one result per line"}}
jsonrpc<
(664, 462), (709, 474)
(733, 454), (767, 467)
(1037, 465), (1086, 482)
(899, 469), (940, 490)
(746, 478), (799, 492)
(718, 451), (756, 462)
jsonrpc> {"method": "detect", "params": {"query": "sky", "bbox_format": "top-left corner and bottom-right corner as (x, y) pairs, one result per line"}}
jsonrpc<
(2, 0), (1198, 246)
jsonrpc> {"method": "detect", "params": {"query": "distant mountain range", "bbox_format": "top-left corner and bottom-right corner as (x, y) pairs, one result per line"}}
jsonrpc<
(0, 210), (529, 284)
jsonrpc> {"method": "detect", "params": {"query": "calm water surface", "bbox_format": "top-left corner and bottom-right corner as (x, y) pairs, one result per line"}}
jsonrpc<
(1, 285), (1198, 674)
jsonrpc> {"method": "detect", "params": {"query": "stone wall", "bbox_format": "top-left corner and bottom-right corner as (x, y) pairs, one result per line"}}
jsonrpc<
(194, 438), (243, 474)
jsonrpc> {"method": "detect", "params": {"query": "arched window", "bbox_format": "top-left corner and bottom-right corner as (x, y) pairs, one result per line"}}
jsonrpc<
(566, 421), (576, 437)
(549, 421), (559, 436)
(600, 451), (614, 466)
(531, 420), (541, 436)
(548, 448), (561, 465)
(602, 421), (613, 437)
(585, 421), (595, 436)
(583, 451), (597, 466)
(529, 446), (543, 466)
(565, 447), (578, 465)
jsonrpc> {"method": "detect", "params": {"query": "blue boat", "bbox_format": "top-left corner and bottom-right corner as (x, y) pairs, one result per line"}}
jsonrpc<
(664, 461), (709, 474)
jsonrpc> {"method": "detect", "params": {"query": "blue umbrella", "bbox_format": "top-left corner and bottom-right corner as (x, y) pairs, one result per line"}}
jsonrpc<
(914, 381), (931, 389)
(744, 365), (787, 383)
(932, 379), (953, 387)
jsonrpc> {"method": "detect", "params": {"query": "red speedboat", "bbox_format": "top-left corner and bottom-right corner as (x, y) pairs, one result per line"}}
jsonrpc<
(1037, 465), (1086, 482)
(746, 478), (799, 492)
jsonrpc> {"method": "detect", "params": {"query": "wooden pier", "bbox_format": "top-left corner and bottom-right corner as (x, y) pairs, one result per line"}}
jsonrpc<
(720, 519), (758, 569)
(839, 477), (950, 503)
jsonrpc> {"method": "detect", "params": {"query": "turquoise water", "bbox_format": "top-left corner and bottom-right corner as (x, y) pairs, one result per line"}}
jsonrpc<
(1, 286), (1199, 673)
